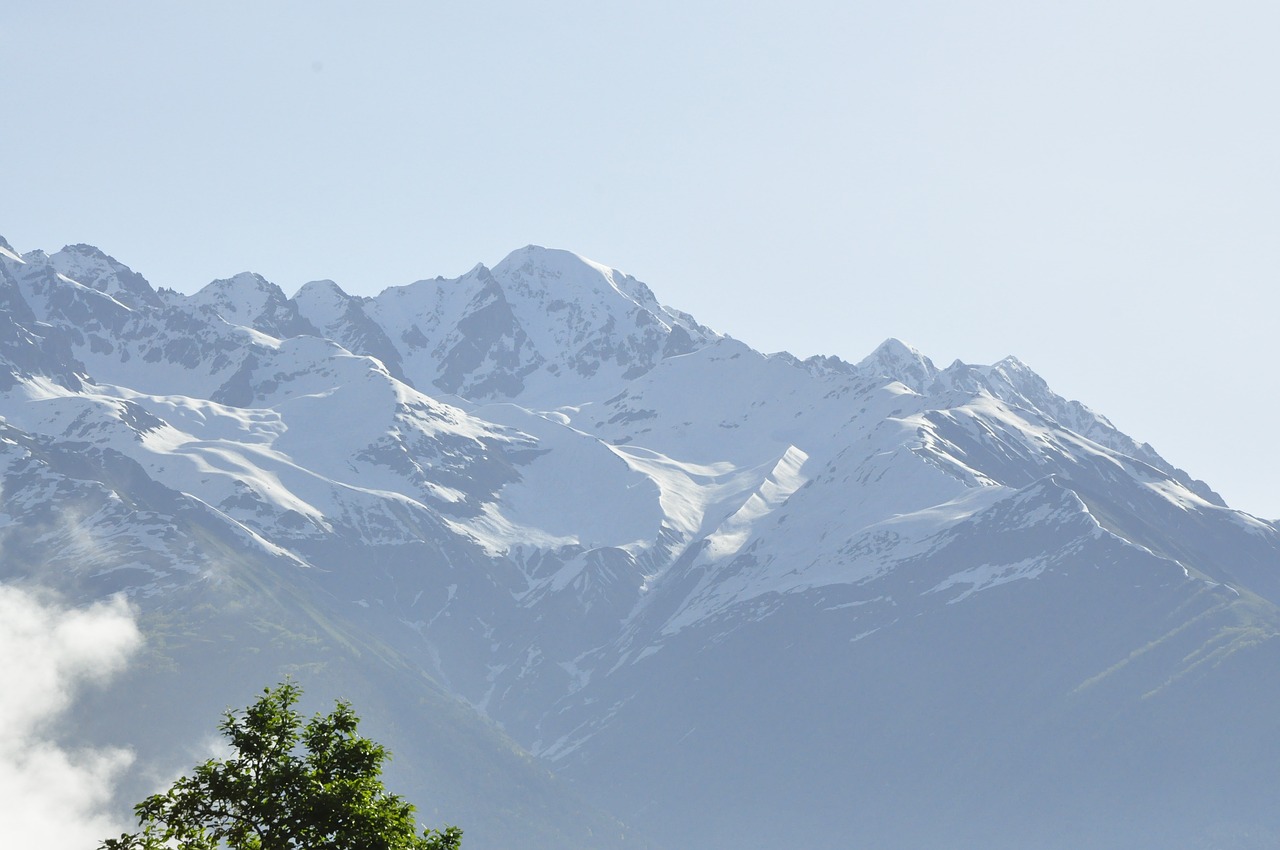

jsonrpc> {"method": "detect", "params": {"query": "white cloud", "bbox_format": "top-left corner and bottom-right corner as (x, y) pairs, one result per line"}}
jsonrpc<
(0, 585), (143, 849)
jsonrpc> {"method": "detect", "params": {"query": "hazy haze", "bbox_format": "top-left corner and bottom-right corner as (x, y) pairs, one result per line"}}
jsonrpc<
(4, 1), (1277, 516)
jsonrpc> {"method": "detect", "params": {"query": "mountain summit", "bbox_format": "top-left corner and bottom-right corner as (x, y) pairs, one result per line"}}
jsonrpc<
(1, 236), (1278, 850)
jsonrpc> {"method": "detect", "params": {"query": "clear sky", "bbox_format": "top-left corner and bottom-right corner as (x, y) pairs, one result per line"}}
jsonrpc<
(4, 2), (1278, 518)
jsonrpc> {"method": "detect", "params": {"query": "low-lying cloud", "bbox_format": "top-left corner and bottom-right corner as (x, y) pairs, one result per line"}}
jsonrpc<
(0, 585), (142, 849)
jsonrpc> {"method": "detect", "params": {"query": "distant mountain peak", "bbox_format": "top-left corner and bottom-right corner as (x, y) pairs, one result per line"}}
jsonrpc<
(856, 337), (939, 391)
(59, 242), (112, 261)
(493, 245), (659, 307)
(198, 270), (280, 294)
(190, 271), (318, 339)
(334, 246), (721, 403)
(294, 278), (351, 300)
(493, 244), (608, 280)
(47, 243), (161, 309)
(992, 353), (1030, 370)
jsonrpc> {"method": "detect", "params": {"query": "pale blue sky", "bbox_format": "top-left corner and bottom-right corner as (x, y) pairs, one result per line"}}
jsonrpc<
(5, 2), (1278, 517)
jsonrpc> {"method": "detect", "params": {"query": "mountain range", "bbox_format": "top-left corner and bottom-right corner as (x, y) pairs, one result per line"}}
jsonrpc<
(2, 235), (1279, 849)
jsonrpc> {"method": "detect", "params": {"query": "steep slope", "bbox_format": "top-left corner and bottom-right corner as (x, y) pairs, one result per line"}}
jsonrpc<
(293, 279), (409, 382)
(351, 246), (718, 403)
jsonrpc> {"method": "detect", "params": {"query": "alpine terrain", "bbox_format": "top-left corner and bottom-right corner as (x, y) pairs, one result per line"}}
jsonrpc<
(2, 235), (1279, 850)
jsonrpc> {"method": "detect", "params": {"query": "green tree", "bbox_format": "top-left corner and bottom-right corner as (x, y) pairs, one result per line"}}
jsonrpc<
(100, 681), (461, 850)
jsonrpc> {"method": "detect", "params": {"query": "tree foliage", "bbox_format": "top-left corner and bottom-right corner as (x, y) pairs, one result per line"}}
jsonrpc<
(101, 681), (461, 850)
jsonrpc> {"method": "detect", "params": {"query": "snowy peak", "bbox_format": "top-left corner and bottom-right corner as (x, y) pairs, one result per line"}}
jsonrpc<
(492, 245), (660, 310)
(479, 245), (718, 396)
(189, 271), (318, 339)
(856, 337), (939, 391)
(293, 278), (353, 320)
(939, 354), (1056, 401)
(48, 244), (162, 309)
(349, 246), (719, 403)
(291, 278), (414, 381)
(190, 271), (286, 315)
(931, 354), (1224, 506)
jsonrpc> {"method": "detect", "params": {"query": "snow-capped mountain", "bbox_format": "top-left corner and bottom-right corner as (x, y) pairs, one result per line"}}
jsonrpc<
(2, 235), (1278, 850)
